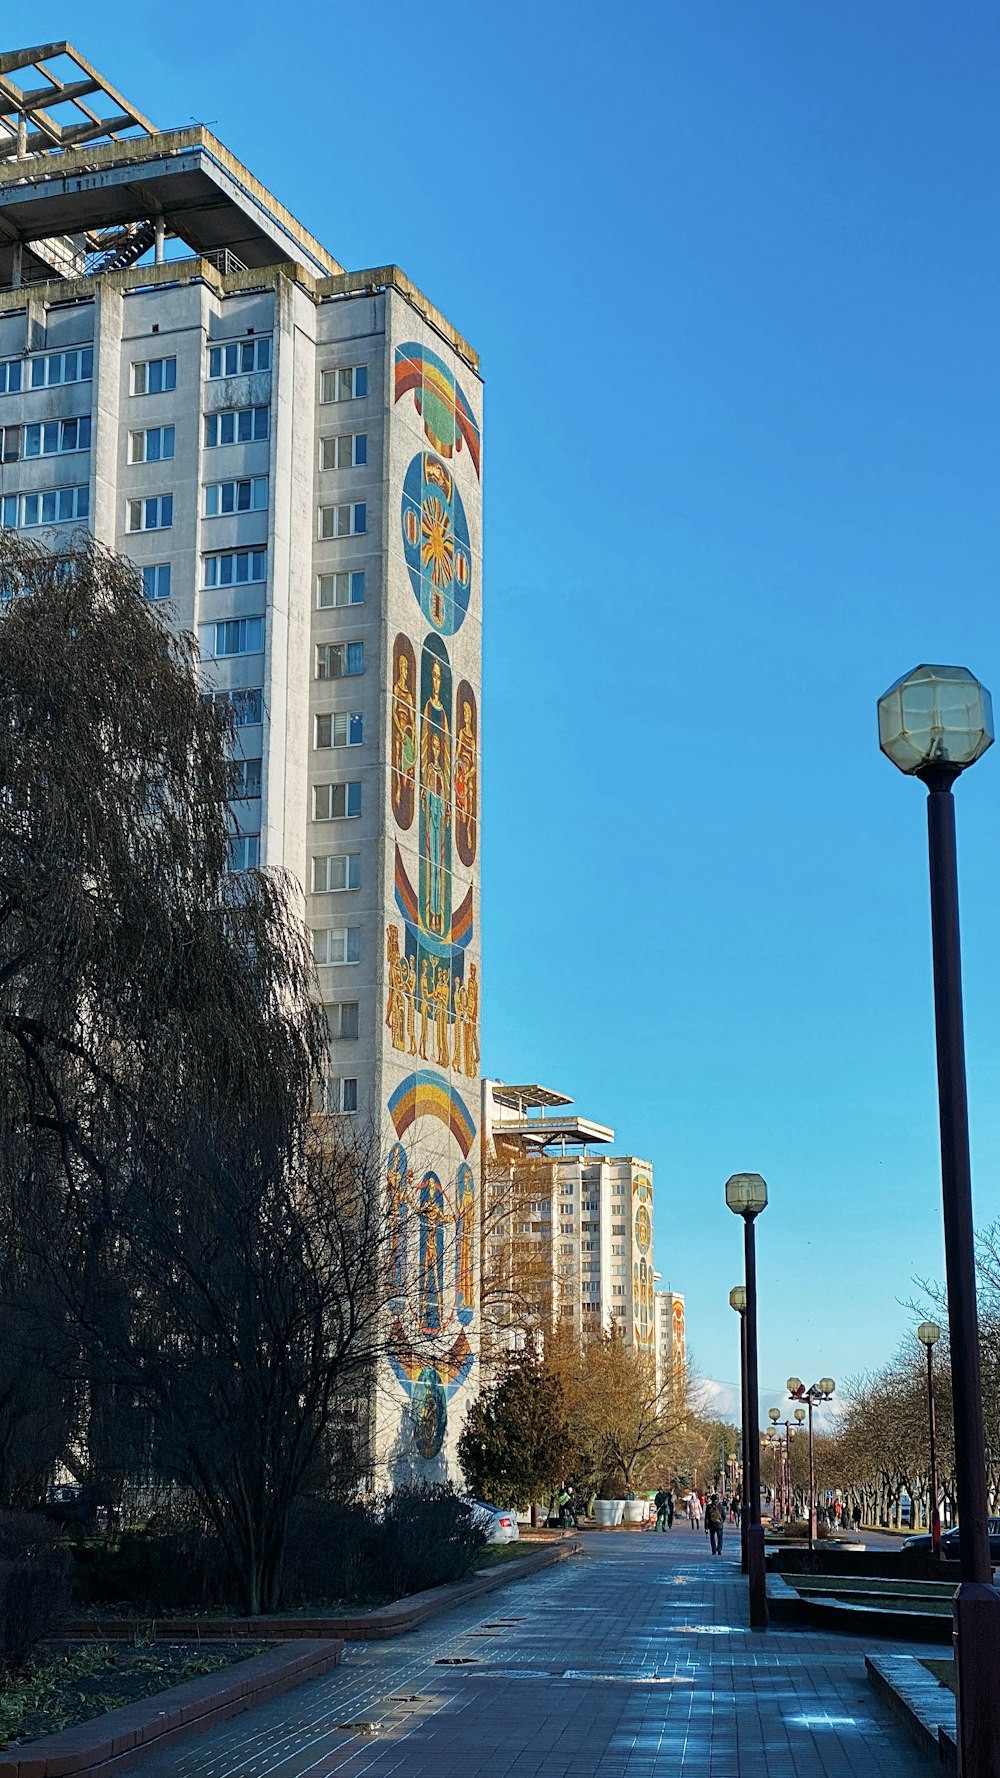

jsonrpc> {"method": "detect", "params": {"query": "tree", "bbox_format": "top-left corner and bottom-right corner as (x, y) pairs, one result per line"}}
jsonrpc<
(458, 1354), (575, 1508)
(551, 1330), (696, 1497)
(0, 535), (391, 1610)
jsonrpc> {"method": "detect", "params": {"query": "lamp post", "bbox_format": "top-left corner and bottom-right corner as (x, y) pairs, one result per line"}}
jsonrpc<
(726, 1173), (768, 1630)
(729, 1284), (748, 1574)
(792, 1408), (805, 1517)
(918, 1320), (942, 1554)
(879, 664), (1000, 1778)
(768, 1408), (782, 1519)
(788, 1378), (835, 1550)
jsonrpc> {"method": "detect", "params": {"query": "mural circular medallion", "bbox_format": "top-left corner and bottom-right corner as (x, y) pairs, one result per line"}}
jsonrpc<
(402, 452), (472, 636)
(412, 1365), (448, 1458)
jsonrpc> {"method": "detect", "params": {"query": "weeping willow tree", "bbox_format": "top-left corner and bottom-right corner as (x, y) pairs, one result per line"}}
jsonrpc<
(0, 535), (389, 1611)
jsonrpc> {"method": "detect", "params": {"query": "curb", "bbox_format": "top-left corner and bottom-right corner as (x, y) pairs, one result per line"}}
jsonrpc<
(0, 1639), (343, 1778)
(865, 1652), (957, 1771)
(66, 1538), (580, 1646)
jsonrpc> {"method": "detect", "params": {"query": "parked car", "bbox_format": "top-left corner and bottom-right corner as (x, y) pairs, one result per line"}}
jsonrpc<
(899, 1517), (1000, 1561)
(466, 1499), (520, 1544)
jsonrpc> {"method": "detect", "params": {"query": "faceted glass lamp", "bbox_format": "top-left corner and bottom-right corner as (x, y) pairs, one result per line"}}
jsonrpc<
(725, 1173), (768, 1216)
(787, 1376), (803, 1395)
(729, 1285), (747, 1313)
(768, 1407), (781, 1423)
(878, 665), (993, 775)
(819, 1378), (835, 1397)
(794, 1407), (806, 1424)
(918, 1320), (941, 1347)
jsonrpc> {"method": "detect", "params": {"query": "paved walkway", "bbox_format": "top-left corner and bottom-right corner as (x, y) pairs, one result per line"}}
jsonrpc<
(128, 1530), (937, 1777)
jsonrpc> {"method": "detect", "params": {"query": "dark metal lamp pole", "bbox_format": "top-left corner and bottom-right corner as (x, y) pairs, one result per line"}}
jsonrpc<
(919, 1321), (942, 1553)
(879, 663), (1000, 1778)
(729, 1284), (748, 1574)
(726, 1174), (768, 1630)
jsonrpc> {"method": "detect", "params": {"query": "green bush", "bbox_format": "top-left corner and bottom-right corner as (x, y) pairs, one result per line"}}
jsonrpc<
(68, 1527), (232, 1612)
(282, 1487), (486, 1605)
(0, 1512), (70, 1668)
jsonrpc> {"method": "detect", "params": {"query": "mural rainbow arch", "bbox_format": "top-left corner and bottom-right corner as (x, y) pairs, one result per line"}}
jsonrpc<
(387, 1069), (477, 1158)
(395, 342), (482, 478)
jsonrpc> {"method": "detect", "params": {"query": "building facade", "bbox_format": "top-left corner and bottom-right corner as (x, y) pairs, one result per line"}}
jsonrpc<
(654, 1289), (686, 1397)
(0, 43), (483, 1482)
(482, 1081), (657, 1360)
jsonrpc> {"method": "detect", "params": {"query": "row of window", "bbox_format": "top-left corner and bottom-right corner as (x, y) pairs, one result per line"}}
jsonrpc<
(126, 483), (367, 536)
(1, 486), (89, 528)
(1, 417), (91, 461)
(0, 347), (370, 404)
(143, 559), (365, 604)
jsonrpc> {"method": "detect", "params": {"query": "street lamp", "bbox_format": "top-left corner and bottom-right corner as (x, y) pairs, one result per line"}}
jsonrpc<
(788, 1378), (835, 1551)
(726, 1173), (768, 1630)
(879, 664), (1000, 1778)
(768, 1409), (782, 1518)
(729, 1284), (749, 1575)
(918, 1320), (942, 1555)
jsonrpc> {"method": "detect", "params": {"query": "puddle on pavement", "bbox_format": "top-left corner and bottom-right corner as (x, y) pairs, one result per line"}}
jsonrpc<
(787, 1713), (872, 1730)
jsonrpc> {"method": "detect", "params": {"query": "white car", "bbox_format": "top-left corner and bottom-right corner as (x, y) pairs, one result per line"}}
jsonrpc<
(467, 1498), (520, 1544)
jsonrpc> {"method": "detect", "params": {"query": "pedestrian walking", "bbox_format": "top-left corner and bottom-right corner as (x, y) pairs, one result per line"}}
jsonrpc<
(654, 1488), (669, 1532)
(852, 1501), (862, 1533)
(705, 1493), (725, 1556)
(688, 1494), (702, 1531)
(666, 1489), (675, 1528)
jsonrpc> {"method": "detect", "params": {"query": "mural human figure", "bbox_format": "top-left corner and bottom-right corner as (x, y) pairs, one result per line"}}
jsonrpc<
(387, 1143), (409, 1301)
(454, 692), (477, 866)
(455, 1166), (475, 1324)
(405, 955), (418, 1056)
(434, 964), (451, 1067)
(418, 958), (431, 1060)
(453, 976), (467, 1074)
(421, 729), (450, 936)
(463, 962), (480, 1076)
(391, 644), (417, 826)
(418, 1175), (446, 1335)
(385, 926), (405, 1050)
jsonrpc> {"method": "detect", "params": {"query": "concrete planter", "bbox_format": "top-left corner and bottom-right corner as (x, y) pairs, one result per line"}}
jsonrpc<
(624, 1499), (647, 1524)
(595, 1499), (627, 1527)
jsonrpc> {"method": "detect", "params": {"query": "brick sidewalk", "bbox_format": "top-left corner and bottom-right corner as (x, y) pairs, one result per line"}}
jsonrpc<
(123, 1529), (938, 1776)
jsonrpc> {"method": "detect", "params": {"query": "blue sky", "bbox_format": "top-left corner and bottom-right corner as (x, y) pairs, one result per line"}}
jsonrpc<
(18, 0), (1000, 1417)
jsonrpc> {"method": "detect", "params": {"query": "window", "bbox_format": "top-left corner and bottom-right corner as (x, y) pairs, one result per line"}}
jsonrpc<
(312, 853), (360, 892)
(227, 833), (260, 871)
(30, 348), (94, 389)
(203, 549), (267, 587)
(328, 1001), (359, 1040)
(612, 1264), (627, 1276)
(318, 502), (366, 539)
(204, 405), (270, 447)
(560, 1222), (575, 1234)
(0, 359), (22, 394)
(204, 477), (268, 517)
(2, 485), (90, 528)
(315, 712), (363, 749)
(612, 1224), (626, 1237)
(207, 686), (264, 726)
(128, 425), (174, 463)
(312, 926), (360, 965)
(313, 781), (361, 820)
(0, 426), (18, 463)
(612, 1305), (626, 1318)
(612, 1181), (627, 1195)
(23, 417), (92, 457)
(232, 757), (262, 797)
(317, 570), (365, 608)
(126, 494), (172, 532)
(320, 433), (367, 469)
(208, 338), (271, 378)
(315, 641), (363, 680)
(320, 364), (367, 403)
(131, 356), (176, 396)
(612, 1243), (625, 1257)
(323, 1075), (358, 1113)
(142, 563), (171, 601)
(207, 617), (264, 657)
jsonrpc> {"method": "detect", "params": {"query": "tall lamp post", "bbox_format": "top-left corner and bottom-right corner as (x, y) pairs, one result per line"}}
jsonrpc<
(726, 1173), (768, 1630)
(918, 1320), (942, 1554)
(729, 1285), (748, 1574)
(879, 664), (1000, 1778)
(768, 1408), (782, 1519)
(792, 1408), (806, 1516)
(787, 1378), (835, 1551)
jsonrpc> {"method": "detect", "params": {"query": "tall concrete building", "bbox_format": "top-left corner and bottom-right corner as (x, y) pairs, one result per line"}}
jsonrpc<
(0, 43), (483, 1482)
(654, 1288), (686, 1397)
(482, 1081), (658, 1361)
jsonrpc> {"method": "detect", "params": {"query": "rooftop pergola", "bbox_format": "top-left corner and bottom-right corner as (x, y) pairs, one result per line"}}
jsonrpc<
(0, 42), (340, 288)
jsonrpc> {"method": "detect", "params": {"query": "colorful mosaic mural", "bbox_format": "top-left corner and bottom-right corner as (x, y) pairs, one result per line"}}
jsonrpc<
(402, 453), (472, 636)
(633, 1175), (654, 1350)
(385, 924), (479, 1079)
(395, 342), (482, 478)
(391, 634), (417, 829)
(454, 681), (478, 868)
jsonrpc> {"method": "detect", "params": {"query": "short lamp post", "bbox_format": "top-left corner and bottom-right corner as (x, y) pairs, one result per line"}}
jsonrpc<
(726, 1173), (768, 1630)
(788, 1378), (834, 1550)
(918, 1320), (942, 1554)
(879, 665), (1000, 1778)
(729, 1284), (748, 1574)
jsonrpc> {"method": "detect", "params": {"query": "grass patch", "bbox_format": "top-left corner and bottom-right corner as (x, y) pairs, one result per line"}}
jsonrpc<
(0, 1640), (266, 1748)
(922, 1659), (957, 1695)
(472, 1543), (533, 1571)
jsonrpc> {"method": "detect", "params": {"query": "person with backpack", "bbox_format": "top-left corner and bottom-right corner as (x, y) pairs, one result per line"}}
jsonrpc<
(705, 1494), (725, 1556)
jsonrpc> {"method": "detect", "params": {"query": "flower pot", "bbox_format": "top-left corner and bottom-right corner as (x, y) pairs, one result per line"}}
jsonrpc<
(594, 1500), (617, 1527)
(624, 1499), (647, 1524)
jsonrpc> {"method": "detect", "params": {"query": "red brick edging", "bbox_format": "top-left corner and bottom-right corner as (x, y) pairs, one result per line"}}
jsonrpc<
(0, 1639), (343, 1778)
(66, 1537), (579, 1646)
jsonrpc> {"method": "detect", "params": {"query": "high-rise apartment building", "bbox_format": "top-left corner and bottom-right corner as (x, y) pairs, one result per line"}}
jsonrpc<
(654, 1288), (685, 1397)
(0, 44), (483, 1481)
(482, 1081), (658, 1360)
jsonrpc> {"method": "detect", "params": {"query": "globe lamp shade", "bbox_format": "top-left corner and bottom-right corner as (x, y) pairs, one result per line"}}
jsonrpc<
(918, 1321), (942, 1348)
(729, 1285), (747, 1313)
(878, 664), (993, 776)
(725, 1173), (768, 1216)
(819, 1378), (835, 1397)
(794, 1407), (806, 1424)
(787, 1377), (803, 1396)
